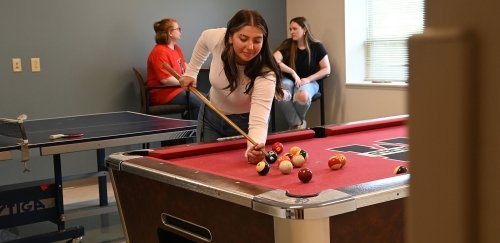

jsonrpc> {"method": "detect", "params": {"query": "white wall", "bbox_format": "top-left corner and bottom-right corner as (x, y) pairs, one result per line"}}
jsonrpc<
(286, 0), (408, 124)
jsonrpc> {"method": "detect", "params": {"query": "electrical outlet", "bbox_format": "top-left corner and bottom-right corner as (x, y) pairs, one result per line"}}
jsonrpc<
(31, 57), (41, 72)
(12, 58), (22, 72)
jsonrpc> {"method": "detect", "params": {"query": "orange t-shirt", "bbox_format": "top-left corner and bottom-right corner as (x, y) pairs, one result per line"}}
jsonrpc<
(146, 44), (186, 105)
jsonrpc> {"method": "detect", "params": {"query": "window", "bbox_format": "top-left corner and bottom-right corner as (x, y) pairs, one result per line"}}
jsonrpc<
(364, 0), (425, 83)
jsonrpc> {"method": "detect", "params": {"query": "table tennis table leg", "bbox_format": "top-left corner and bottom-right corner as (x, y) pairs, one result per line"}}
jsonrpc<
(97, 148), (108, 206)
(53, 154), (66, 231)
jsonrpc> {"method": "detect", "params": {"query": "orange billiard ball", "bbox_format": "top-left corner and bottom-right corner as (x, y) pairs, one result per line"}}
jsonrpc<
(289, 146), (301, 155)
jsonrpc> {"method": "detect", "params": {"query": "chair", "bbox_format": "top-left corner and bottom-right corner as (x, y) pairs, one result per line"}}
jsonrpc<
(311, 75), (328, 126)
(271, 75), (328, 132)
(132, 67), (191, 119)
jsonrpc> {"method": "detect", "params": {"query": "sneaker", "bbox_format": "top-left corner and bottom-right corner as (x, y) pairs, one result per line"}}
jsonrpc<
(289, 120), (307, 130)
(298, 120), (307, 129)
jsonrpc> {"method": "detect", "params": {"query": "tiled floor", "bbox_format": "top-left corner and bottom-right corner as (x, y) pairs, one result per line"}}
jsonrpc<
(0, 180), (125, 243)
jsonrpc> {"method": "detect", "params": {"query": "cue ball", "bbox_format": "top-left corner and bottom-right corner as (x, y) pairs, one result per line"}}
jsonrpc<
(265, 151), (278, 164)
(256, 161), (270, 176)
(279, 160), (293, 174)
(298, 168), (313, 183)
(272, 142), (284, 154)
(394, 165), (408, 174)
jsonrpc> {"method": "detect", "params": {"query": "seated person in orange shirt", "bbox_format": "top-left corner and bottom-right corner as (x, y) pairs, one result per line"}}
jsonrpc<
(146, 18), (201, 119)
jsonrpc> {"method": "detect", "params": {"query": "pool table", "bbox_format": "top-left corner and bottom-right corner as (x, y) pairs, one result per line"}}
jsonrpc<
(107, 115), (409, 243)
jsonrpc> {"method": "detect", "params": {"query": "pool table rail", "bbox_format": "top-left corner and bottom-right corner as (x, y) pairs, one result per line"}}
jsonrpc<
(108, 152), (269, 208)
(338, 174), (410, 208)
(253, 189), (356, 220)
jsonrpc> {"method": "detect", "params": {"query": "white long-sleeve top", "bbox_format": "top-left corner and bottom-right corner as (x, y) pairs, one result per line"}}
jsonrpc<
(184, 28), (276, 153)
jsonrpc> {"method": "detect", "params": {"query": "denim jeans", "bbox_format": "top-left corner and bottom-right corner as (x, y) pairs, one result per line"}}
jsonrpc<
(276, 78), (319, 127)
(196, 102), (250, 143)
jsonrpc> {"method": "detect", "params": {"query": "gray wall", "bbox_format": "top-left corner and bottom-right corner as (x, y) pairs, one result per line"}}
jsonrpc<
(0, 0), (286, 184)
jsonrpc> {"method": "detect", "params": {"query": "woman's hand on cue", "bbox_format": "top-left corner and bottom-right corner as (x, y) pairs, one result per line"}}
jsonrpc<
(178, 76), (196, 91)
(247, 143), (266, 164)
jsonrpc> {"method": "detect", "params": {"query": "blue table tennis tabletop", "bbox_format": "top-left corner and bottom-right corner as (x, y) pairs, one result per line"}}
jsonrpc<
(0, 111), (197, 154)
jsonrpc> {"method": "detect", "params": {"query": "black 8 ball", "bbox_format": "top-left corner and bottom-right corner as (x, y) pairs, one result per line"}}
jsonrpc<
(394, 165), (409, 175)
(265, 151), (278, 164)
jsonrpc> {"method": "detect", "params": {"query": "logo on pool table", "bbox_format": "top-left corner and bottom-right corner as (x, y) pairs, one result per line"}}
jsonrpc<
(327, 137), (409, 162)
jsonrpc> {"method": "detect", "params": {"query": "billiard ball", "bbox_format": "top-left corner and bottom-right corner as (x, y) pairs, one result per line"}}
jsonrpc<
(394, 165), (408, 175)
(265, 151), (278, 164)
(279, 160), (293, 174)
(289, 146), (301, 155)
(328, 154), (347, 170)
(327, 155), (341, 170)
(291, 154), (306, 168)
(272, 142), (284, 154)
(299, 149), (308, 159)
(277, 155), (291, 165)
(338, 154), (347, 168)
(298, 168), (312, 183)
(256, 161), (270, 176)
(283, 152), (294, 161)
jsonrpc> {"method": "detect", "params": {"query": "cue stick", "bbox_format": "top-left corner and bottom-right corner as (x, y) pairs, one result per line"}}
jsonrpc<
(163, 63), (269, 156)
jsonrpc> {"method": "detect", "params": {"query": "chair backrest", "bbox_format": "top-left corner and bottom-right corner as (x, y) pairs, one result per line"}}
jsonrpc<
(132, 67), (191, 118)
(132, 68), (148, 113)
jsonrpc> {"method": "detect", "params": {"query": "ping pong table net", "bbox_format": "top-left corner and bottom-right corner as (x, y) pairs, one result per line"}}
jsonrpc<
(0, 114), (29, 163)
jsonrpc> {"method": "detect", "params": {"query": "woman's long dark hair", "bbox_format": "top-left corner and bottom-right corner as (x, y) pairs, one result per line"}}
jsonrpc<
(221, 9), (283, 98)
(275, 16), (319, 70)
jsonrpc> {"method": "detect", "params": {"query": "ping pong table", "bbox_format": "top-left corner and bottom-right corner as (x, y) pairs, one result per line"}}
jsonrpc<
(0, 111), (197, 242)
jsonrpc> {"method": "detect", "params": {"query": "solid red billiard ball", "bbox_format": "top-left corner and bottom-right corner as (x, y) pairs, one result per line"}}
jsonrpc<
(279, 160), (293, 174)
(272, 142), (284, 154)
(394, 165), (408, 175)
(265, 151), (278, 164)
(256, 161), (270, 176)
(328, 154), (347, 170)
(291, 154), (306, 168)
(298, 168), (312, 183)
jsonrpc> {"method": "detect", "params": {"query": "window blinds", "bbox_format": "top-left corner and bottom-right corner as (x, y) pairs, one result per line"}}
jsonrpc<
(365, 0), (425, 82)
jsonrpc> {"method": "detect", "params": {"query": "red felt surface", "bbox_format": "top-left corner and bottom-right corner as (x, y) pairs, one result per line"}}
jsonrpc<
(149, 119), (408, 197)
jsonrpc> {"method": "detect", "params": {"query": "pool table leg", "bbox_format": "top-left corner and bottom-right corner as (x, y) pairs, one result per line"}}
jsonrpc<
(274, 217), (329, 243)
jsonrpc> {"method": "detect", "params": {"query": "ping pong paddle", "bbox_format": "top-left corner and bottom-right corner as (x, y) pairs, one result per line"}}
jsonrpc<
(49, 133), (84, 140)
